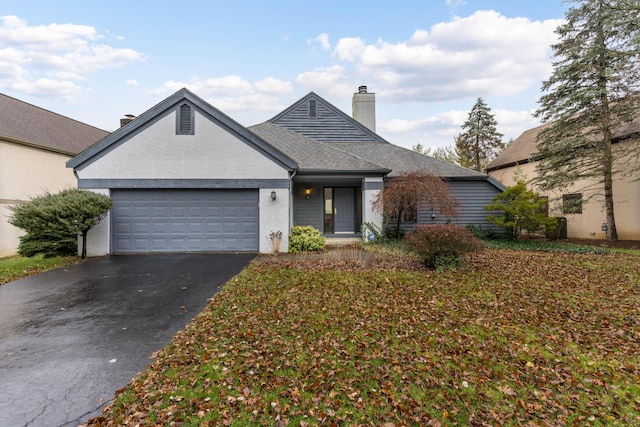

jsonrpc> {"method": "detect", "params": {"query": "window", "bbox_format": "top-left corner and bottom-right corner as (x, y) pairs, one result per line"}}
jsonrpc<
(563, 193), (583, 214)
(309, 99), (317, 118)
(389, 206), (417, 223)
(177, 103), (194, 134)
(536, 196), (549, 216)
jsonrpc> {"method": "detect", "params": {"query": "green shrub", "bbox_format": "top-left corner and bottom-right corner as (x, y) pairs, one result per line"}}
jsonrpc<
(485, 179), (558, 240)
(288, 226), (326, 253)
(9, 189), (112, 258)
(361, 218), (393, 244)
(404, 224), (485, 269)
(466, 224), (500, 240)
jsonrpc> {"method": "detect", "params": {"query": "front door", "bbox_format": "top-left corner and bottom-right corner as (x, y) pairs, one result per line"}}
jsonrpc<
(334, 188), (355, 233)
(324, 187), (358, 234)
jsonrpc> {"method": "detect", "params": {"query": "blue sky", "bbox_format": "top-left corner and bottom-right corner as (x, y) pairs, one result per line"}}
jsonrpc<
(1, 0), (568, 149)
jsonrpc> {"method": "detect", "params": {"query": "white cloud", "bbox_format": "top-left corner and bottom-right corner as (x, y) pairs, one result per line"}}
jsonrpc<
(255, 77), (293, 95)
(152, 76), (294, 122)
(155, 76), (252, 98)
(333, 37), (366, 62)
(125, 79), (139, 91)
(493, 108), (541, 142)
(329, 11), (562, 104)
(446, 0), (466, 11)
(0, 15), (144, 99)
(379, 107), (541, 149)
(296, 65), (354, 97)
(309, 33), (331, 51)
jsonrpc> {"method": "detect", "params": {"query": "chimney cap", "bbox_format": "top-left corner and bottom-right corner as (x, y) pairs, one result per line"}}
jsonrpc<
(358, 85), (368, 93)
(123, 114), (136, 119)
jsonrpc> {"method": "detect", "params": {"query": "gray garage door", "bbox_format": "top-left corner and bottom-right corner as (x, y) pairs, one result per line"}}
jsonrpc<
(111, 189), (259, 253)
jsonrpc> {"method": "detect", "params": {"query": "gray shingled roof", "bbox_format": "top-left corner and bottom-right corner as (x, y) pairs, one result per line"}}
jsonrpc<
(0, 93), (109, 155)
(487, 115), (640, 172)
(326, 142), (489, 178)
(250, 121), (490, 178)
(249, 122), (390, 174)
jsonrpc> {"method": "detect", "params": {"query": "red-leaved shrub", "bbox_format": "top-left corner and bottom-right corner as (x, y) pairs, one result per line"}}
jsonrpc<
(404, 224), (484, 269)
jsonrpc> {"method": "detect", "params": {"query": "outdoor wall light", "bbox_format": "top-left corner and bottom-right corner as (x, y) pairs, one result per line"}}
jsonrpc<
(305, 188), (311, 199)
(271, 190), (277, 201)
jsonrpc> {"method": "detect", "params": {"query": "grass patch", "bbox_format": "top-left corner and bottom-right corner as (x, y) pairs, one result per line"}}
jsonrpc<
(0, 254), (80, 285)
(484, 238), (615, 254)
(88, 249), (640, 426)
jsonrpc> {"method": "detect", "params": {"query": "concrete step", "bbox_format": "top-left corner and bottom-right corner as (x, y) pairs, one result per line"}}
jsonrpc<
(325, 236), (362, 246)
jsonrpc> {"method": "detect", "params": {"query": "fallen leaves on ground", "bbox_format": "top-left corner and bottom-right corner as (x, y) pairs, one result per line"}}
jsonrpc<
(85, 249), (640, 426)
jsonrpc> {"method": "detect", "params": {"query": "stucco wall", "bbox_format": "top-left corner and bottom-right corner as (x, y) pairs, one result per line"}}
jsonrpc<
(488, 146), (640, 240)
(74, 109), (291, 255)
(78, 188), (111, 257)
(259, 188), (290, 253)
(78, 111), (288, 180)
(362, 177), (383, 239)
(0, 141), (76, 256)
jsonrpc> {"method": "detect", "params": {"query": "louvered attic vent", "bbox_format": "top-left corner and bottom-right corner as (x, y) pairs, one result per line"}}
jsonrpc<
(309, 99), (317, 118)
(177, 103), (194, 134)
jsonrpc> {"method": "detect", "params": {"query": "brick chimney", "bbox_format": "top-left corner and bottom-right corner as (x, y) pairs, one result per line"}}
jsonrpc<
(120, 114), (136, 127)
(352, 85), (375, 132)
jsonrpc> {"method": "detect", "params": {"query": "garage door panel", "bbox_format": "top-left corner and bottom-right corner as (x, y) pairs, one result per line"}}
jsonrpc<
(112, 190), (259, 252)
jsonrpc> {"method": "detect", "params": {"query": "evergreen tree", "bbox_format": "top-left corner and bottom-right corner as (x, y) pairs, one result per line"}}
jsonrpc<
(485, 176), (558, 240)
(455, 97), (504, 172)
(9, 189), (113, 258)
(412, 143), (460, 165)
(534, 0), (640, 242)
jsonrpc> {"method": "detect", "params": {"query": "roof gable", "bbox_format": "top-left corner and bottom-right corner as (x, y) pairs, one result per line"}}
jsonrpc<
(0, 93), (108, 155)
(268, 92), (387, 143)
(249, 122), (390, 174)
(67, 88), (296, 171)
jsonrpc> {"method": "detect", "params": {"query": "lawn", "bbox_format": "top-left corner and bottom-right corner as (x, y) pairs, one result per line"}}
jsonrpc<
(0, 254), (80, 285)
(87, 248), (639, 426)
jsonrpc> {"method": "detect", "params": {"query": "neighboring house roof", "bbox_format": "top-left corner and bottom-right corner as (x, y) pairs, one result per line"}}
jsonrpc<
(488, 115), (640, 172)
(68, 88), (297, 171)
(249, 122), (390, 175)
(269, 92), (388, 143)
(486, 123), (551, 171)
(0, 93), (108, 155)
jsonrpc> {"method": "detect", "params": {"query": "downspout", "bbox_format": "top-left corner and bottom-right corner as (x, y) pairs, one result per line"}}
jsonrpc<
(289, 169), (297, 230)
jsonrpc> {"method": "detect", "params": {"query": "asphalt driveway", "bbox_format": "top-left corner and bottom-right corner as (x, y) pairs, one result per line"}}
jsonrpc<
(0, 253), (255, 427)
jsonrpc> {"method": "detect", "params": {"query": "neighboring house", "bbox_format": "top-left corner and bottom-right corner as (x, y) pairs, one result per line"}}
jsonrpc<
(68, 87), (503, 255)
(487, 120), (640, 240)
(0, 93), (109, 256)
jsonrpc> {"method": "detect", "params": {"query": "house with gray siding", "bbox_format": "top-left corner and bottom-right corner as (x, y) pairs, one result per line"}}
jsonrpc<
(67, 86), (502, 255)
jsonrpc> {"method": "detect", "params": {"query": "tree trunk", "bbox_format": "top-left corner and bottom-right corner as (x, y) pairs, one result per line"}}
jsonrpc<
(81, 229), (88, 259)
(596, 20), (618, 242)
(602, 135), (618, 241)
(396, 208), (403, 240)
